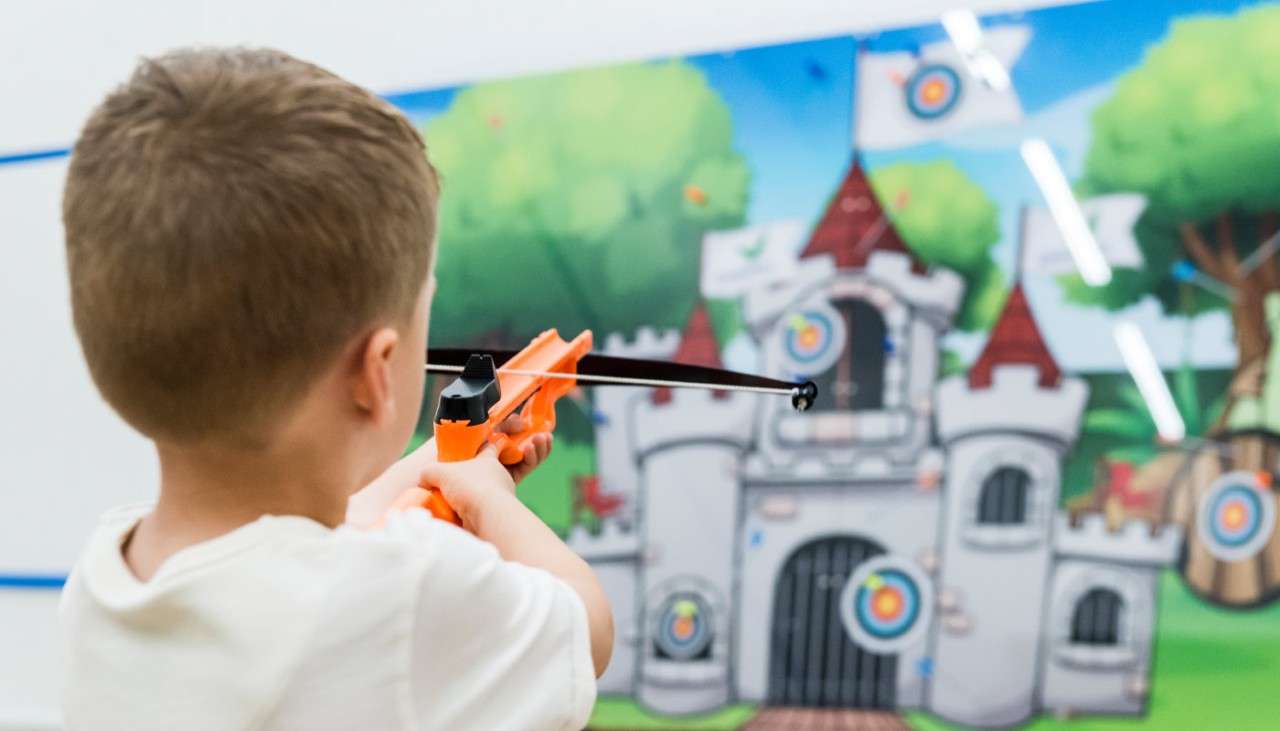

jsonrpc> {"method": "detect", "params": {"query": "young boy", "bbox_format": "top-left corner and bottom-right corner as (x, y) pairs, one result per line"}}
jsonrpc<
(58, 47), (612, 730)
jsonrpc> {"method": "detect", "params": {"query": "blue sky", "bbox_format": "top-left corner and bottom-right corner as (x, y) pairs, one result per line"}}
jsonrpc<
(389, 0), (1275, 371)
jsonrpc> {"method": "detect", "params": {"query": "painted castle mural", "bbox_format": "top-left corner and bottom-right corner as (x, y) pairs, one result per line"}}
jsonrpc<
(393, 1), (1280, 727)
(567, 162), (1181, 726)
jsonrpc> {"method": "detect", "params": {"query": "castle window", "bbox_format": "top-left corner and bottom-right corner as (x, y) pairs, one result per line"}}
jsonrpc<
(1070, 588), (1124, 646)
(977, 467), (1030, 525)
(812, 299), (886, 412)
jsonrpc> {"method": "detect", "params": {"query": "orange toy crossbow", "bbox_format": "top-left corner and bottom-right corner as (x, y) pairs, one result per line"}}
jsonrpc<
(388, 328), (816, 526)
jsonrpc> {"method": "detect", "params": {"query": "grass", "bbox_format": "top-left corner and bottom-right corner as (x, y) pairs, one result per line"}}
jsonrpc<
(590, 573), (1280, 730)
(590, 698), (759, 729)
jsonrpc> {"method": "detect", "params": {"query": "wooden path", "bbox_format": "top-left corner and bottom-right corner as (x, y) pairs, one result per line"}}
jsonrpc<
(740, 707), (912, 730)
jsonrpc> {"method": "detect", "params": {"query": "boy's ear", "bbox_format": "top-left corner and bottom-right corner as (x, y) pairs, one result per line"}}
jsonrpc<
(351, 327), (400, 422)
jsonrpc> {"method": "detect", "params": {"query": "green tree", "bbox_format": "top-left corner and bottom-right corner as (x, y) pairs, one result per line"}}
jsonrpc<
(1067, 6), (1280, 369)
(869, 160), (1006, 331)
(1082, 362), (1222, 464)
(424, 61), (749, 346)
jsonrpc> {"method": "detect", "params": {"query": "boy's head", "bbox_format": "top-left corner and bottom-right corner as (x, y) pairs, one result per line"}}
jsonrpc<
(64, 47), (439, 461)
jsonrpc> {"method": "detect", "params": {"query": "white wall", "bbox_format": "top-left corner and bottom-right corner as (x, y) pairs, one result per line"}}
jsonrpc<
(0, 1), (1080, 726)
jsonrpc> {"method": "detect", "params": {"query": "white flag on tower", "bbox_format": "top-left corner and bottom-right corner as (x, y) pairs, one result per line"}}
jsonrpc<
(855, 26), (1030, 150)
(700, 219), (807, 298)
(1023, 193), (1148, 273)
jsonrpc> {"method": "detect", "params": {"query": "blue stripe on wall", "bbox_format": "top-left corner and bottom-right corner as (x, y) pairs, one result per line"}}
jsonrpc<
(0, 574), (68, 590)
(0, 148), (70, 167)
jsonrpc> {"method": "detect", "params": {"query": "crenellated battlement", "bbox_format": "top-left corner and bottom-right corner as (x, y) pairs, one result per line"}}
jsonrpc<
(865, 251), (964, 323)
(1053, 512), (1183, 566)
(603, 327), (681, 360)
(936, 365), (1088, 450)
(565, 517), (642, 562)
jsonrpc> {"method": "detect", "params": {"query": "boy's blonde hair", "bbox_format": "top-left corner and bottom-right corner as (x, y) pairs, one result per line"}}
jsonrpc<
(63, 47), (439, 446)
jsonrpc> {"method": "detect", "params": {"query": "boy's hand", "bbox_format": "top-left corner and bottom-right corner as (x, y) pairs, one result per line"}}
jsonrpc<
(494, 415), (554, 484)
(418, 444), (519, 532)
(347, 414), (553, 529)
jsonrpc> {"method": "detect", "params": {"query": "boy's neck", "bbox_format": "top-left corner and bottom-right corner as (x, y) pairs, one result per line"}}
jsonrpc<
(125, 438), (352, 580)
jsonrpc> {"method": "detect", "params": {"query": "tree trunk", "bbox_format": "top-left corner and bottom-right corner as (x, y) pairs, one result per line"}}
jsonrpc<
(1181, 213), (1277, 371)
(1233, 275), (1270, 367)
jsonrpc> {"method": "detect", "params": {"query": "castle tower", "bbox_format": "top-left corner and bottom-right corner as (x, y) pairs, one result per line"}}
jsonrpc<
(743, 159), (963, 482)
(594, 327), (682, 526)
(1040, 514), (1182, 716)
(632, 304), (757, 714)
(930, 285), (1088, 726)
(733, 160), (960, 710)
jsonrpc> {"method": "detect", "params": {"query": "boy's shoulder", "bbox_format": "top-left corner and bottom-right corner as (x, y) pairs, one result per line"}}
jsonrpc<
(67, 503), (497, 610)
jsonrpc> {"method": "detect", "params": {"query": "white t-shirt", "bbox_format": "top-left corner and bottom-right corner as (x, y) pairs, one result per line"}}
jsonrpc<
(59, 504), (596, 731)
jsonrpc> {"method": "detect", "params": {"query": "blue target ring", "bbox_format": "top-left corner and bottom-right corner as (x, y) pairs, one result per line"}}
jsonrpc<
(784, 311), (834, 365)
(1197, 471), (1277, 562)
(655, 593), (712, 660)
(905, 64), (963, 120)
(841, 557), (933, 653)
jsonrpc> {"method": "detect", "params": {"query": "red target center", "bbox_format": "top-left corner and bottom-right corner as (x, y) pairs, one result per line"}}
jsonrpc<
(921, 80), (946, 103)
(672, 616), (695, 640)
(871, 587), (903, 620)
(797, 325), (820, 349)
(1222, 501), (1247, 530)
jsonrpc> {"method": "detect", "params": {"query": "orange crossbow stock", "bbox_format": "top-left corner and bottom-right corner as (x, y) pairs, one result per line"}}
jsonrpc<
(388, 328), (816, 526)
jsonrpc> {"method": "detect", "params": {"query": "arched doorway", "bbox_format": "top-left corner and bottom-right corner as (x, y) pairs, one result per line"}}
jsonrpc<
(811, 299), (887, 412)
(767, 535), (897, 708)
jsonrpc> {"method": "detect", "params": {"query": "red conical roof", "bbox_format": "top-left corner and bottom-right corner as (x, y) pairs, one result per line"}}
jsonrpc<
(968, 285), (1062, 389)
(801, 159), (925, 273)
(652, 303), (728, 404)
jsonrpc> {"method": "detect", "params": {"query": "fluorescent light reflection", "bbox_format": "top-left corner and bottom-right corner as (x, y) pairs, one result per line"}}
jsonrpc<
(941, 9), (1011, 91)
(1021, 138), (1113, 286)
(1114, 322), (1186, 443)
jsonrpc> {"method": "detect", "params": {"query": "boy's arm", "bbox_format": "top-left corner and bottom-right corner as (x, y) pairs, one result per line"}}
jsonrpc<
(419, 448), (615, 677)
(346, 416), (550, 529)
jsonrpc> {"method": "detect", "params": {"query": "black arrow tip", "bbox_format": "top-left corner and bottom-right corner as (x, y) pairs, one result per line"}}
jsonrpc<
(791, 381), (818, 412)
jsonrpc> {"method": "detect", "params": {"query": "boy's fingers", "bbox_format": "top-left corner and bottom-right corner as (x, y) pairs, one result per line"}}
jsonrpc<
(495, 414), (528, 435)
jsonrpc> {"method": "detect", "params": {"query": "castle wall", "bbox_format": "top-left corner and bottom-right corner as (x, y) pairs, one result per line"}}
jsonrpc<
(1039, 515), (1183, 716)
(928, 433), (1062, 726)
(593, 557), (640, 695)
(1039, 560), (1158, 715)
(568, 518), (644, 697)
(632, 390), (756, 715)
(594, 328), (681, 524)
(735, 481), (941, 708)
(929, 365), (1088, 727)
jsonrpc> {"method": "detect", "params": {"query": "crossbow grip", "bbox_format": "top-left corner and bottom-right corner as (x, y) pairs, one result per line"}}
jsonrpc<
(401, 329), (592, 528)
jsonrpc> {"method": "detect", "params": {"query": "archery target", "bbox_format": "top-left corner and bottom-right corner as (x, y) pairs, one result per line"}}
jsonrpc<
(779, 303), (846, 375)
(904, 64), (963, 120)
(840, 556), (933, 654)
(1197, 471), (1276, 562)
(654, 593), (713, 661)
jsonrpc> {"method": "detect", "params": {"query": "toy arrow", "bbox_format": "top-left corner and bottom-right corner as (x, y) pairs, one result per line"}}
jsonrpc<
(426, 347), (817, 412)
